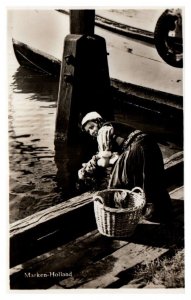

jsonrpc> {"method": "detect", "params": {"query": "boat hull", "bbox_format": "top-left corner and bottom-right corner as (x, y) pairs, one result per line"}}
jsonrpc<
(12, 39), (61, 76)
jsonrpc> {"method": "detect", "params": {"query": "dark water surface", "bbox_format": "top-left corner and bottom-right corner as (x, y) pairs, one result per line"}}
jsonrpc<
(8, 41), (183, 223)
(9, 66), (60, 223)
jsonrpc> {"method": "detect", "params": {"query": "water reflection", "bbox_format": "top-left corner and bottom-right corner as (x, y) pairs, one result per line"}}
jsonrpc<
(11, 66), (59, 102)
(9, 66), (86, 223)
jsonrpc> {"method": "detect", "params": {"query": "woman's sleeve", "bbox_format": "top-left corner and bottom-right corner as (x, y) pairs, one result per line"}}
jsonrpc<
(97, 125), (114, 155)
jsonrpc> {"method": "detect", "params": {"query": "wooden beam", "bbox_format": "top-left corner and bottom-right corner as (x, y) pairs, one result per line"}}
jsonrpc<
(10, 192), (96, 267)
(10, 192), (92, 239)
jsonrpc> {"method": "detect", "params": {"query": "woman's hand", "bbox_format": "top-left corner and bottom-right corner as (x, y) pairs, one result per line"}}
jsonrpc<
(97, 157), (110, 167)
(78, 155), (99, 180)
(78, 168), (86, 180)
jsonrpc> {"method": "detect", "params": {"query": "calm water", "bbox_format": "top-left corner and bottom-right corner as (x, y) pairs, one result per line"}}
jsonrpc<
(8, 43), (85, 223)
(8, 38), (183, 223)
(9, 70), (55, 222)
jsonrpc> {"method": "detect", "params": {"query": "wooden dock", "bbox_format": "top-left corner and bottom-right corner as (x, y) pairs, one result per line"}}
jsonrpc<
(9, 152), (184, 289)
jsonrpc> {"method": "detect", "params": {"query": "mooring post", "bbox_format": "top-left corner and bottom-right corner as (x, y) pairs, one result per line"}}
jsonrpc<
(70, 10), (95, 35)
(55, 9), (113, 144)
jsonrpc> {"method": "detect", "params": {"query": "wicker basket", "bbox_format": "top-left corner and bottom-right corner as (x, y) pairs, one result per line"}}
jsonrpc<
(93, 187), (146, 238)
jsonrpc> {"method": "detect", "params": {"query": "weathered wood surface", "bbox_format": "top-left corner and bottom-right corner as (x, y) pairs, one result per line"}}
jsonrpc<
(10, 186), (183, 289)
(170, 186), (184, 200)
(9, 230), (168, 289)
(58, 243), (168, 289)
(9, 151), (183, 268)
(164, 151), (183, 170)
(9, 191), (96, 267)
(10, 192), (93, 238)
(70, 10), (95, 35)
(10, 230), (127, 289)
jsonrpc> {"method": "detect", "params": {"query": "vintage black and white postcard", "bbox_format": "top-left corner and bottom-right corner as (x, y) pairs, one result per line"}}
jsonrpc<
(4, 0), (188, 295)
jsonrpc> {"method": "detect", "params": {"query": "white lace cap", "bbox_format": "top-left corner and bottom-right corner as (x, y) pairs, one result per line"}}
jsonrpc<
(81, 112), (102, 127)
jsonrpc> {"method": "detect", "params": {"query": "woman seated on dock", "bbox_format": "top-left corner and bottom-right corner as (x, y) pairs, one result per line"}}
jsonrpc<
(78, 111), (172, 223)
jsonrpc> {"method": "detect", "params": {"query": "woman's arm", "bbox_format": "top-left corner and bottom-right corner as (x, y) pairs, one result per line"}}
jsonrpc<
(97, 124), (114, 156)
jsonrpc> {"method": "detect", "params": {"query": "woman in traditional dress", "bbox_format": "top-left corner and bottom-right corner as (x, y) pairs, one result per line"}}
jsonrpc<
(78, 111), (172, 223)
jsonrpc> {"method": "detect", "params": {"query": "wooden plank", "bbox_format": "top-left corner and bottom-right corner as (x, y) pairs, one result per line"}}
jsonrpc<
(10, 230), (98, 276)
(10, 192), (93, 238)
(164, 151), (183, 170)
(58, 242), (168, 288)
(170, 186), (184, 200)
(10, 230), (128, 289)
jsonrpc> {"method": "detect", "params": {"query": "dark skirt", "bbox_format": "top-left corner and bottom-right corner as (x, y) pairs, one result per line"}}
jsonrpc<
(108, 135), (172, 222)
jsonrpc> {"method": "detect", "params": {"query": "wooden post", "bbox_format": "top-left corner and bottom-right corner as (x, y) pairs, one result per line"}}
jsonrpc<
(70, 10), (95, 35)
(55, 9), (113, 144)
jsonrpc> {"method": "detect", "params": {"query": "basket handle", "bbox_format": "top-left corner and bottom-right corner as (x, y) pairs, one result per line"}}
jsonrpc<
(93, 195), (104, 205)
(131, 187), (144, 195)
